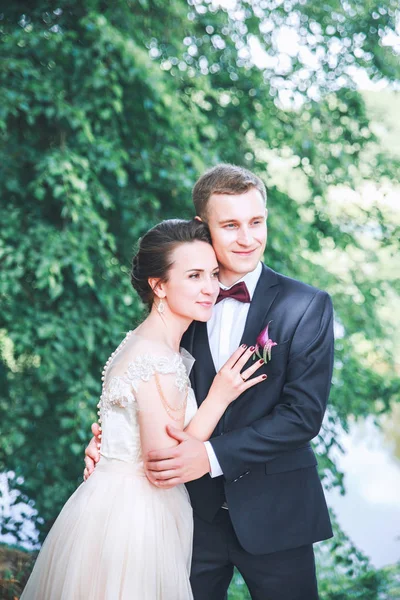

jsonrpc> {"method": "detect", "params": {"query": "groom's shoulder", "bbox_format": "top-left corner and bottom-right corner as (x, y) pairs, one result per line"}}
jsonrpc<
(263, 264), (331, 303)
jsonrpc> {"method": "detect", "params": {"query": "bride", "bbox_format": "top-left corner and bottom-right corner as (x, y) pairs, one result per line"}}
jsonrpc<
(21, 218), (265, 600)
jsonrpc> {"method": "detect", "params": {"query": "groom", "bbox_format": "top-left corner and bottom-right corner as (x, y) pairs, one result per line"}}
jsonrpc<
(86, 164), (334, 599)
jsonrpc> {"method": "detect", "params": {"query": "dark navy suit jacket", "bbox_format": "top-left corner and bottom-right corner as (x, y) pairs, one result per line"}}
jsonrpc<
(182, 264), (334, 555)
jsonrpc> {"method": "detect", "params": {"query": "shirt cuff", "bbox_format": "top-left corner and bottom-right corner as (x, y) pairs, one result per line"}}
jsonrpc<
(204, 441), (223, 478)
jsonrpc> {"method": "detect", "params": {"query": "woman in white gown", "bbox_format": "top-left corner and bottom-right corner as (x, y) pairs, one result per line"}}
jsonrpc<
(21, 219), (265, 600)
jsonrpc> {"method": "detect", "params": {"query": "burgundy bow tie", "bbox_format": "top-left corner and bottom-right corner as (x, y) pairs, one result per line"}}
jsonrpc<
(216, 281), (251, 304)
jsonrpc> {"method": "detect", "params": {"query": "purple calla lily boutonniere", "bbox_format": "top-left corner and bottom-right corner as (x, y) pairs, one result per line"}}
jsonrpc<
(254, 321), (277, 364)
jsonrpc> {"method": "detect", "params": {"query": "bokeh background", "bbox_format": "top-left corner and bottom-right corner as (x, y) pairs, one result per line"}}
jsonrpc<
(0, 1), (399, 598)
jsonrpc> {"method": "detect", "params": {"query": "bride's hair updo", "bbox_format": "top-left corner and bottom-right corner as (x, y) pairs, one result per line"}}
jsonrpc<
(131, 219), (212, 307)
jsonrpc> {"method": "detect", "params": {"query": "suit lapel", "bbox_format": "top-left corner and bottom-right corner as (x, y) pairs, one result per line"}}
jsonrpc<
(218, 265), (280, 431)
(189, 265), (280, 414)
(239, 264), (280, 348)
(192, 320), (216, 407)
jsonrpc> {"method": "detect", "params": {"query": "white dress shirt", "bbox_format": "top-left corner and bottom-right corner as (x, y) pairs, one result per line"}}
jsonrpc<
(204, 262), (263, 477)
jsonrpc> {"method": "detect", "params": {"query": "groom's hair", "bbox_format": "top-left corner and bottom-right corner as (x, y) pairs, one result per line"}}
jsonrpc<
(192, 164), (267, 221)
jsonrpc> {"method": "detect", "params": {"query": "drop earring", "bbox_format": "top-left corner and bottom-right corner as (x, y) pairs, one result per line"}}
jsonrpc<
(157, 299), (165, 314)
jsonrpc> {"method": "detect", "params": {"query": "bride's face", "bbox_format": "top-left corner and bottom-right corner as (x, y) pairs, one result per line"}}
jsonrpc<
(160, 240), (220, 322)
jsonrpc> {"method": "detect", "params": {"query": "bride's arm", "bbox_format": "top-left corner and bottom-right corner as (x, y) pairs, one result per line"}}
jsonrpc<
(137, 373), (187, 459)
(184, 345), (265, 441)
(138, 346), (264, 474)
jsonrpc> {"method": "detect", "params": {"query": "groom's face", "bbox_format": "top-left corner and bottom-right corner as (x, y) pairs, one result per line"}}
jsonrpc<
(205, 187), (267, 286)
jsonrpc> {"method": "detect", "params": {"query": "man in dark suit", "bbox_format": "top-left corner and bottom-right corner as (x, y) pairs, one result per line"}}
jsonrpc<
(85, 164), (334, 599)
(144, 165), (334, 599)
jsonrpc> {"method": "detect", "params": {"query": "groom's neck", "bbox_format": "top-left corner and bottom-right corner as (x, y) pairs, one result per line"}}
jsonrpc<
(218, 270), (251, 288)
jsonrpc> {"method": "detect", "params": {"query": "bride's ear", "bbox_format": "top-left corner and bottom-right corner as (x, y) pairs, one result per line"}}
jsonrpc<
(148, 278), (166, 299)
(194, 216), (202, 222)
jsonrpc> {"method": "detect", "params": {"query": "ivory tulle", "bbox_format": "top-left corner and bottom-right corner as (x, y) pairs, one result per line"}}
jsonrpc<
(21, 457), (194, 600)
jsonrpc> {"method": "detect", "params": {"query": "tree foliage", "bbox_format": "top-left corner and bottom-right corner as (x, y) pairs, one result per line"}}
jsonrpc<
(0, 0), (399, 596)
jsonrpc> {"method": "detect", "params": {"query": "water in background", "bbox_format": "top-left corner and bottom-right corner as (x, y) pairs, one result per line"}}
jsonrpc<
(327, 414), (400, 568)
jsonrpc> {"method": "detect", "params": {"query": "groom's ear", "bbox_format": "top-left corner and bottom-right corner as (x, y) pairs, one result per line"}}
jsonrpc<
(194, 215), (203, 222)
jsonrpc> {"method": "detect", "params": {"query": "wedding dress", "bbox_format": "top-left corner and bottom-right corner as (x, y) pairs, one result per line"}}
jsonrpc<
(21, 331), (197, 599)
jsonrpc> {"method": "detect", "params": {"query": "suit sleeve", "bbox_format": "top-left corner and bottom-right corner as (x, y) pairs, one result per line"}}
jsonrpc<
(210, 290), (334, 482)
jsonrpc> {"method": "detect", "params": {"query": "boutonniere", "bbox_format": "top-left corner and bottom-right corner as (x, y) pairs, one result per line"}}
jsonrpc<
(254, 321), (277, 364)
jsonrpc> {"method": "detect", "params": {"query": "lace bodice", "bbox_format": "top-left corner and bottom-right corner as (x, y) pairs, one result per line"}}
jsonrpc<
(97, 332), (197, 463)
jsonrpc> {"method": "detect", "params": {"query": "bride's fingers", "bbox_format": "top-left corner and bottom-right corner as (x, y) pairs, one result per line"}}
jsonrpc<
(221, 345), (249, 370)
(231, 345), (256, 372)
(240, 358), (265, 381)
(242, 373), (267, 390)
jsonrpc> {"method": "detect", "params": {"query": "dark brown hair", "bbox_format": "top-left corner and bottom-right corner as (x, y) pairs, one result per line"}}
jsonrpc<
(192, 163), (267, 220)
(130, 219), (212, 307)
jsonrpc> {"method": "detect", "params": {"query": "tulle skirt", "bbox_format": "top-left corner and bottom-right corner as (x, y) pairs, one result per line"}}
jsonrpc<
(21, 457), (194, 599)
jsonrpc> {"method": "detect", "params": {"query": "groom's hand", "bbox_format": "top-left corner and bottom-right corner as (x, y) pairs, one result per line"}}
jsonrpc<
(83, 423), (101, 481)
(145, 426), (210, 489)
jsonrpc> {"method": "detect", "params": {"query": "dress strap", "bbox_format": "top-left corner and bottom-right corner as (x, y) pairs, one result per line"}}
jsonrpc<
(154, 372), (188, 421)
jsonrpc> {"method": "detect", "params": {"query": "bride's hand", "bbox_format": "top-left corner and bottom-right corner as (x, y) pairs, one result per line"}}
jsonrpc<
(209, 345), (267, 406)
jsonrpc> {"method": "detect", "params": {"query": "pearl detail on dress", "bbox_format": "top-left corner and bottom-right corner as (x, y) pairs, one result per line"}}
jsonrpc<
(96, 330), (134, 452)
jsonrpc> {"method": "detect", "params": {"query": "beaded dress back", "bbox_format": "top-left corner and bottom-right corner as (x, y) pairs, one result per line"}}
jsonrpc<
(97, 331), (198, 463)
